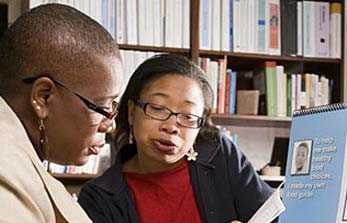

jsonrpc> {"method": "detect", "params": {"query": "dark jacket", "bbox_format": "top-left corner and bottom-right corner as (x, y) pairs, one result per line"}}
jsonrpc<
(78, 132), (274, 223)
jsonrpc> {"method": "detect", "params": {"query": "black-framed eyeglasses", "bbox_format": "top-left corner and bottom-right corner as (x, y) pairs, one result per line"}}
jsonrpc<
(134, 100), (205, 129)
(22, 76), (119, 120)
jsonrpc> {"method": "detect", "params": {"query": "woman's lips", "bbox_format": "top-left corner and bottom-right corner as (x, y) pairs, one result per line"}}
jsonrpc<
(152, 139), (177, 155)
(88, 144), (104, 155)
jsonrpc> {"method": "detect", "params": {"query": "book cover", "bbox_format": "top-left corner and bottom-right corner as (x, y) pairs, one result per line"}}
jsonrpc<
(217, 58), (227, 114)
(239, 0), (248, 52)
(221, 0), (231, 51)
(233, 0), (241, 52)
(211, 0), (220, 50)
(126, 0), (138, 45)
(303, 1), (315, 57)
(229, 70), (237, 114)
(200, 0), (212, 50)
(257, 0), (267, 54)
(297, 1), (303, 56)
(330, 3), (342, 58)
(276, 65), (287, 117)
(265, 61), (277, 117)
(314, 2), (330, 58)
(224, 70), (231, 114)
(182, 0), (190, 48)
(268, 0), (281, 55)
(281, 0), (297, 56)
(287, 76), (292, 117)
(279, 104), (347, 222)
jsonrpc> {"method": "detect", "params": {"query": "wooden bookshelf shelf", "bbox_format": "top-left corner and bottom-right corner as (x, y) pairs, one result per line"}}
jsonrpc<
(199, 50), (342, 64)
(211, 114), (292, 128)
(118, 44), (190, 54)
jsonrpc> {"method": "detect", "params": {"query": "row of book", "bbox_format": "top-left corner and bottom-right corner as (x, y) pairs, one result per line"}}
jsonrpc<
(43, 144), (112, 175)
(30, 0), (190, 48)
(255, 62), (332, 117)
(30, 0), (342, 59)
(113, 0), (190, 48)
(30, 0), (114, 35)
(200, 0), (281, 55)
(296, 1), (342, 58)
(199, 57), (332, 117)
(199, 0), (342, 59)
(119, 50), (159, 95)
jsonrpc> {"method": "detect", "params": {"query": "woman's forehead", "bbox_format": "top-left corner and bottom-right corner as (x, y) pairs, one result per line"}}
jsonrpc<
(140, 75), (204, 104)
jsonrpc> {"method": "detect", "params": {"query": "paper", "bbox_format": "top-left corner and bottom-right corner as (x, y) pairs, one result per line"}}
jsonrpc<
(248, 182), (285, 223)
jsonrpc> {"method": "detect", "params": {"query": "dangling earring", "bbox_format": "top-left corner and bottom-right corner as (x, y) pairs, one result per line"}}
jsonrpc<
(186, 147), (198, 161)
(129, 125), (134, 144)
(38, 119), (49, 160)
(106, 121), (116, 133)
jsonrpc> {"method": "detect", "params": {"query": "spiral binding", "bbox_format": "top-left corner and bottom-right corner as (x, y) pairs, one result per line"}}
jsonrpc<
(293, 103), (347, 117)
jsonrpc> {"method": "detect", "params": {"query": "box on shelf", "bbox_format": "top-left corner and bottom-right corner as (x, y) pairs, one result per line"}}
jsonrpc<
(236, 90), (260, 115)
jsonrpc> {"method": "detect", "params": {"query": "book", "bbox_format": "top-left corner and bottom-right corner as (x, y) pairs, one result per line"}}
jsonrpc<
(269, 137), (289, 176)
(314, 2), (330, 58)
(281, 0), (297, 56)
(265, 61), (277, 117)
(279, 104), (347, 222)
(268, 0), (281, 55)
(248, 182), (286, 223)
(330, 3), (342, 58)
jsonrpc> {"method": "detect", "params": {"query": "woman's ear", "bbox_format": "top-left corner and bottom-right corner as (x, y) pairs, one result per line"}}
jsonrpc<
(127, 100), (135, 125)
(30, 77), (56, 119)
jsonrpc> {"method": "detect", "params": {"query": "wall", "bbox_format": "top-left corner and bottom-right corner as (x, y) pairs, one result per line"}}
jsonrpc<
(225, 126), (290, 171)
(0, 0), (22, 25)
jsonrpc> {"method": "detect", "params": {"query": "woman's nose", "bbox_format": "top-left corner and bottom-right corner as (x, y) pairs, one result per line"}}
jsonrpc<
(159, 116), (180, 134)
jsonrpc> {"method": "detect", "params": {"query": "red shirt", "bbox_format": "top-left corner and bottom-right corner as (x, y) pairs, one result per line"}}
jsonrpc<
(124, 161), (202, 223)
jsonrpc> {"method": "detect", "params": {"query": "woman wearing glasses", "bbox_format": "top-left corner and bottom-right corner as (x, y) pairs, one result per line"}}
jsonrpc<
(0, 4), (122, 222)
(78, 54), (274, 223)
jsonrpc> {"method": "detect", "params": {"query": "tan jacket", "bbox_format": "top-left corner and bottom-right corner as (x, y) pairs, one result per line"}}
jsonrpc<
(0, 97), (91, 223)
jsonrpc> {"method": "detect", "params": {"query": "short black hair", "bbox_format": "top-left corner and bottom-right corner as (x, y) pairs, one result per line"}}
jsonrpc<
(114, 53), (218, 149)
(0, 3), (119, 95)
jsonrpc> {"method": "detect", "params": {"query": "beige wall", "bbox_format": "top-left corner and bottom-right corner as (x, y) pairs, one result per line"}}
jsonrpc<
(224, 126), (290, 171)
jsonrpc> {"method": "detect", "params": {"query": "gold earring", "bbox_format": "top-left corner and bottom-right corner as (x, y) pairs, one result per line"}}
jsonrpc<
(186, 147), (198, 161)
(38, 119), (49, 159)
(106, 121), (116, 133)
(33, 100), (41, 110)
(129, 125), (134, 144)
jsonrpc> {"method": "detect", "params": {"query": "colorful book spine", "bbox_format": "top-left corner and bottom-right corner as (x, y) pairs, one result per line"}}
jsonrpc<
(257, 0), (267, 53)
(281, 0), (297, 56)
(265, 61), (277, 116)
(314, 2), (330, 58)
(268, 0), (281, 55)
(330, 3), (342, 58)
(229, 70), (237, 114)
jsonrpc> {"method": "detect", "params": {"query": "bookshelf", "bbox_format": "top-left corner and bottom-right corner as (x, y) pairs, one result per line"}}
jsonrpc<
(211, 114), (291, 128)
(21, 0), (345, 188)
